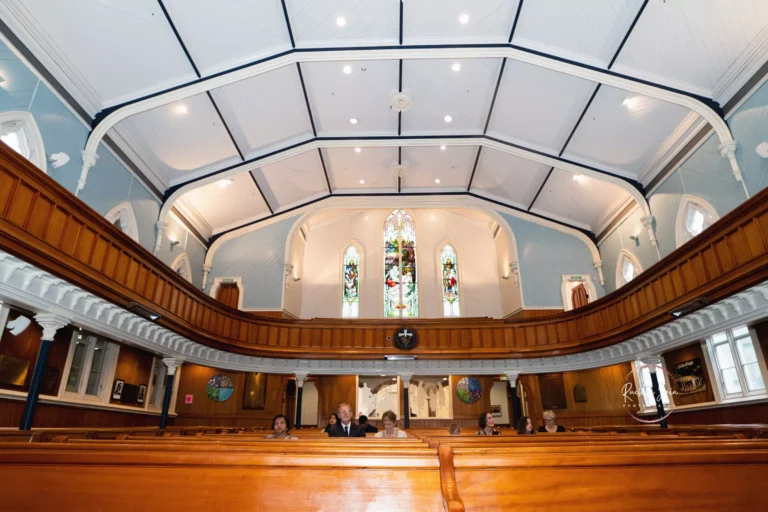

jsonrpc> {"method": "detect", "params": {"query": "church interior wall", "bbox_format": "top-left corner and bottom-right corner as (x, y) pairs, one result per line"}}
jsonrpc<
(498, 212), (605, 308)
(204, 215), (300, 310)
(0, 40), (205, 286)
(599, 79), (768, 294)
(282, 227), (305, 318)
(299, 208), (504, 319)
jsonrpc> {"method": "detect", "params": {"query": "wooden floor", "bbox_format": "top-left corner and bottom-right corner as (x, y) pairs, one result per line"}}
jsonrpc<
(1, 424), (768, 511)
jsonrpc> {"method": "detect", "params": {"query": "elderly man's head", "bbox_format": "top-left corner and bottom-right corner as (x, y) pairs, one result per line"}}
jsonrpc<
(338, 403), (353, 424)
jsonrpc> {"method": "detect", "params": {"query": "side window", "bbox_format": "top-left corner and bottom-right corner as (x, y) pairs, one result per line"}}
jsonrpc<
(0, 111), (47, 173)
(616, 250), (642, 287)
(675, 196), (718, 248)
(104, 202), (140, 243)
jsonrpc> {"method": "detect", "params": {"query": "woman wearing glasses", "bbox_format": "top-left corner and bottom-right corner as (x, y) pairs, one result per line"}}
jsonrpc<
(538, 410), (566, 433)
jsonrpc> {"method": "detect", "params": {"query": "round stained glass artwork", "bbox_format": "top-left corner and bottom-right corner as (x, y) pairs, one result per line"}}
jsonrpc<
(455, 377), (482, 404)
(206, 374), (234, 402)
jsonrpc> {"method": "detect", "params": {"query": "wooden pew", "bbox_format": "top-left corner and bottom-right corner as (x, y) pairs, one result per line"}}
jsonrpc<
(444, 440), (768, 511)
(0, 442), (459, 512)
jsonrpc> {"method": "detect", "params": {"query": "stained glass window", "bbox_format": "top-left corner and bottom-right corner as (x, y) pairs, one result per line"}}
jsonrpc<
(440, 245), (460, 317)
(383, 209), (418, 317)
(342, 245), (360, 318)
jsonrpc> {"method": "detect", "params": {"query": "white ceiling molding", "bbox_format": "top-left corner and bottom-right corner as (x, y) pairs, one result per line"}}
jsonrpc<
(80, 47), (736, 160)
(173, 196), (213, 241)
(204, 195), (601, 271)
(1, 249), (767, 376)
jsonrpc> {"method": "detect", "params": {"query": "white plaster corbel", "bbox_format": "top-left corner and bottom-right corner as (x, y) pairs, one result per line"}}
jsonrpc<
(153, 221), (168, 255)
(202, 264), (212, 289)
(295, 372), (308, 388)
(593, 261), (605, 287)
(718, 141), (750, 199)
(34, 313), (70, 341)
(75, 150), (99, 197)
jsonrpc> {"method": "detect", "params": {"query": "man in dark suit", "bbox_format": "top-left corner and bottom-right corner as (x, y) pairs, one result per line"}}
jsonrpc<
(327, 402), (366, 437)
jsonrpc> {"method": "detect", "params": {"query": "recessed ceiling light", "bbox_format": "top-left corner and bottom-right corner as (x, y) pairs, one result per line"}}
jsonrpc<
(359, 179), (365, 184)
(216, 179), (233, 189)
(572, 174), (586, 183)
(354, 147), (361, 153)
(350, 118), (358, 124)
(452, 63), (461, 72)
(435, 178), (441, 184)
(175, 103), (188, 115)
(440, 145), (446, 151)
(459, 13), (469, 24)
(622, 97), (639, 109)
(343, 65), (352, 74)
(336, 16), (346, 27)
(444, 115), (452, 123)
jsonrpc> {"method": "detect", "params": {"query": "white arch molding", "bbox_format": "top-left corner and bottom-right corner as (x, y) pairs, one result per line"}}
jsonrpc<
(0, 110), (47, 174)
(171, 253), (193, 284)
(561, 274), (598, 312)
(209, 277), (245, 311)
(616, 249), (643, 288)
(104, 202), (139, 243)
(675, 194), (720, 249)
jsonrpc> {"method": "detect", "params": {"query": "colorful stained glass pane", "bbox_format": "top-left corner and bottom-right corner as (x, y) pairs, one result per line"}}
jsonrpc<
(455, 377), (482, 404)
(342, 246), (360, 318)
(383, 209), (418, 317)
(206, 374), (234, 402)
(441, 245), (460, 317)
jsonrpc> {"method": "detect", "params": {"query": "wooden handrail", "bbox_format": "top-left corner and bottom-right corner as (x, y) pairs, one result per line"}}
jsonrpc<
(1, 144), (767, 359)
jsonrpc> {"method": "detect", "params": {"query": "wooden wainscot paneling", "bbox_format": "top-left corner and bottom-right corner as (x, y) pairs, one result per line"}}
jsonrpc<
(2, 143), (768, 360)
(0, 398), (160, 428)
(174, 364), (290, 428)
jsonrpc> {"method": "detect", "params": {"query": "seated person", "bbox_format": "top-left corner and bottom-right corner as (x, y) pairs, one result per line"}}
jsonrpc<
(321, 413), (340, 433)
(374, 410), (407, 438)
(476, 411), (501, 436)
(449, 423), (461, 436)
(358, 415), (379, 434)
(538, 410), (566, 433)
(516, 415), (536, 435)
(263, 414), (297, 439)
(327, 403), (366, 437)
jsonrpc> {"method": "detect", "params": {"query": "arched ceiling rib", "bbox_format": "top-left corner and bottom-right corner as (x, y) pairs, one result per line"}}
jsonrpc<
(1, 0), (765, 243)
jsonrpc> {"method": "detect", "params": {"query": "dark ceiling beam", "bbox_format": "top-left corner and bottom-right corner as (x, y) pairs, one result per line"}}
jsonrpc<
(295, 63), (331, 193)
(527, 0), (649, 212)
(399, 1), (404, 45)
(248, 171), (274, 214)
(157, 0), (246, 163)
(210, 190), (594, 244)
(280, 0), (296, 48)
(508, 0), (525, 43)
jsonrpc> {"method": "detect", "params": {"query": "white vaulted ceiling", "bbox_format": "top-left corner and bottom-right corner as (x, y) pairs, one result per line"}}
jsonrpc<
(2, 0), (766, 239)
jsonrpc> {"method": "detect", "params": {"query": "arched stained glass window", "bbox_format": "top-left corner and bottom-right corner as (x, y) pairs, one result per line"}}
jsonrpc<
(383, 209), (418, 317)
(342, 245), (360, 318)
(440, 245), (460, 317)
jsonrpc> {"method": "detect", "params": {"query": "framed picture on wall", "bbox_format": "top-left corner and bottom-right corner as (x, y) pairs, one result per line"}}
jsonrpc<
(137, 384), (147, 404)
(490, 405), (502, 417)
(243, 372), (267, 409)
(112, 379), (124, 400)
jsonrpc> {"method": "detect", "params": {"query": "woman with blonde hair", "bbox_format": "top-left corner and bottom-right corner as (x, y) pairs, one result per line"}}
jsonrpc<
(538, 410), (566, 433)
(374, 410), (407, 438)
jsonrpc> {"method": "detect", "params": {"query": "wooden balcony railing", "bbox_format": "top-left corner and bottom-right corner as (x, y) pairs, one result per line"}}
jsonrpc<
(1, 145), (767, 359)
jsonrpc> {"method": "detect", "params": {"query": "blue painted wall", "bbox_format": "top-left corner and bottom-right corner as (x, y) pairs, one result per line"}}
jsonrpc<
(0, 40), (205, 287)
(600, 79), (768, 293)
(499, 213), (604, 307)
(204, 215), (300, 309)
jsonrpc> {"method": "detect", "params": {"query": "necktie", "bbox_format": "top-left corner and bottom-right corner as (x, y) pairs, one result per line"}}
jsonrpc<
(344, 425), (349, 436)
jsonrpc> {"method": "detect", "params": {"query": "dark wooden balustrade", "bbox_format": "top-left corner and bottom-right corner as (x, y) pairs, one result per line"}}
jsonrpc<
(1, 145), (768, 359)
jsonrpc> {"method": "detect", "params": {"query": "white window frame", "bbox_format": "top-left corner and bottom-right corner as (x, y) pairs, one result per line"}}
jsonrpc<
(171, 253), (193, 284)
(632, 360), (672, 413)
(0, 111), (46, 173)
(616, 249), (642, 288)
(104, 202), (139, 243)
(58, 331), (119, 405)
(675, 195), (719, 248)
(341, 242), (363, 319)
(706, 326), (768, 400)
(561, 274), (597, 311)
(147, 357), (167, 411)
